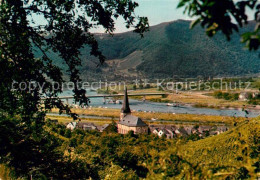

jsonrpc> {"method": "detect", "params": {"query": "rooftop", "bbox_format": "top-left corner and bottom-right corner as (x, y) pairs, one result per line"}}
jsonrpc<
(118, 115), (147, 127)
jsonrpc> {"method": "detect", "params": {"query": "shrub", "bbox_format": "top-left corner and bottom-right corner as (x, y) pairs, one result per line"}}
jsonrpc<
(213, 91), (223, 99)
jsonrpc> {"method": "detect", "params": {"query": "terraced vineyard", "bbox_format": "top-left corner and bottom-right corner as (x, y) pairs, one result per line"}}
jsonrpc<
(177, 119), (260, 178)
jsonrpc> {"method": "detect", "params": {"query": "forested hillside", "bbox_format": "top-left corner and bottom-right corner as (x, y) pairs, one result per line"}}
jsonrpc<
(88, 20), (260, 79)
(35, 20), (260, 80)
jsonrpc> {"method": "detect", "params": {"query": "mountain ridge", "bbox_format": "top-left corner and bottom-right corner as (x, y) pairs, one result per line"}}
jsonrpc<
(41, 19), (260, 80)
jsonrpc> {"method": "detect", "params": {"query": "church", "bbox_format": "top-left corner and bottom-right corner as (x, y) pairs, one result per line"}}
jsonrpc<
(117, 88), (148, 134)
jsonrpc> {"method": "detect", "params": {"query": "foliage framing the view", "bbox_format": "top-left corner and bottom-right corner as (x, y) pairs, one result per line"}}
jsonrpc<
(178, 0), (260, 50)
(0, 0), (148, 178)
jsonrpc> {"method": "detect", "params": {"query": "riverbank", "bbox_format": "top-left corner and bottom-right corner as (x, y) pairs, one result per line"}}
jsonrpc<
(110, 88), (260, 111)
(50, 107), (247, 125)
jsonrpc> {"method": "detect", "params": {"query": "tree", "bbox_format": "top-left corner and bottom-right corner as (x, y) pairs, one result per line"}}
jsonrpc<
(178, 0), (260, 50)
(0, 0), (148, 178)
(103, 121), (118, 133)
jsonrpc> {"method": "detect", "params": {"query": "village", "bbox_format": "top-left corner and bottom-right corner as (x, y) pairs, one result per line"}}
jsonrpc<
(65, 89), (229, 139)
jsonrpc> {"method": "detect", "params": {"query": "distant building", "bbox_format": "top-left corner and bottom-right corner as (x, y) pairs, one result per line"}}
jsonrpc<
(252, 92), (259, 98)
(150, 124), (228, 138)
(158, 129), (175, 139)
(118, 88), (148, 134)
(77, 122), (97, 131)
(66, 122), (98, 131)
(66, 122), (77, 130)
(184, 126), (197, 135)
(150, 125), (176, 139)
(239, 92), (250, 101)
(214, 126), (228, 135)
(152, 128), (160, 135)
(175, 127), (188, 137)
(97, 124), (110, 132)
(198, 126), (211, 134)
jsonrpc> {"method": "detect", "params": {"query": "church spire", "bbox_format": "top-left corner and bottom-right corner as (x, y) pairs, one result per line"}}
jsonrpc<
(121, 87), (131, 113)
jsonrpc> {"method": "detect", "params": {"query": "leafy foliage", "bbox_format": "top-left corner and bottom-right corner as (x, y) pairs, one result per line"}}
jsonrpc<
(0, 0), (148, 178)
(178, 0), (260, 50)
(213, 91), (239, 101)
(9, 118), (256, 179)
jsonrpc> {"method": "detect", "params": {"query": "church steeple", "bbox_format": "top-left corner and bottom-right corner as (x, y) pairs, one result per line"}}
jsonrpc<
(120, 87), (131, 120)
(121, 87), (131, 113)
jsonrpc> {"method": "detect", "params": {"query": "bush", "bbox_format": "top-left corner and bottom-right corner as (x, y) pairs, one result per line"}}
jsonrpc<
(58, 128), (65, 136)
(233, 93), (239, 100)
(236, 167), (250, 179)
(213, 91), (239, 101)
(248, 99), (259, 105)
(223, 93), (232, 100)
(69, 138), (78, 147)
(65, 129), (72, 138)
(213, 91), (223, 99)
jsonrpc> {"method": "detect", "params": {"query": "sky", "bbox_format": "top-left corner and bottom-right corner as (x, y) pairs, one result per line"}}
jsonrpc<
(91, 0), (256, 33)
(30, 0), (256, 34)
(92, 0), (190, 33)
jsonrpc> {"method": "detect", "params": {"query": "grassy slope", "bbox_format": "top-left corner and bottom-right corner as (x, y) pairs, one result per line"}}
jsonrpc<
(1, 116), (258, 179)
(178, 118), (260, 178)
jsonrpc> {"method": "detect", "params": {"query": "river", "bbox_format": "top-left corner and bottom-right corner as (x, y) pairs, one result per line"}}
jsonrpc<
(59, 90), (260, 118)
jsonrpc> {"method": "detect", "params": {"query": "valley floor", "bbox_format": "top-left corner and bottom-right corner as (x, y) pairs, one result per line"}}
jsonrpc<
(49, 107), (247, 126)
(103, 87), (260, 110)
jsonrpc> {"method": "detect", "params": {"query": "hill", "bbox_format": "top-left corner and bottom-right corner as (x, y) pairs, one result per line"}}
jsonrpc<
(1, 118), (259, 179)
(177, 118), (260, 179)
(144, 118), (260, 179)
(91, 20), (260, 80)
(36, 20), (260, 80)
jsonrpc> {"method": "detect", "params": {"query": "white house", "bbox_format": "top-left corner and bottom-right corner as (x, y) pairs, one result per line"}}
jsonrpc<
(239, 92), (250, 101)
(152, 128), (160, 135)
(66, 122), (77, 130)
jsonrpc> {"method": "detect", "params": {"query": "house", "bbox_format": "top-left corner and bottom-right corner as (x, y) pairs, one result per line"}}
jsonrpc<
(118, 88), (148, 134)
(165, 125), (177, 132)
(209, 126), (228, 135)
(162, 126), (176, 139)
(66, 122), (77, 130)
(209, 131), (218, 136)
(215, 126), (228, 135)
(77, 122), (97, 131)
(184, 126), (197, 135)
(198, 126), (212, 134)
(239, 92), (250, 101)
(252, 92), (259, 98)
(149, 125), (176, 139)
(165, 128), (175, 139)
(175, 127), (188, 137)
(97, 124), (110, 132)
(118, 115), (148, 134)
(151, 128), (160, 135)
(149, 125), (157, 131)
(158, 129), (172, 139)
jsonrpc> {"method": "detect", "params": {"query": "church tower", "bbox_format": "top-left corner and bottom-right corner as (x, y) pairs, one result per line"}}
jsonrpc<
(120, 87), (131, 120)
